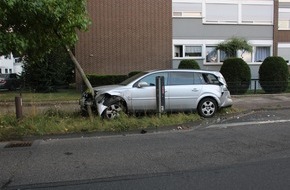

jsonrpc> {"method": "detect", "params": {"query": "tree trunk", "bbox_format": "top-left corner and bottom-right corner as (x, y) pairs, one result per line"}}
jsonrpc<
(65, 46), (94, 97)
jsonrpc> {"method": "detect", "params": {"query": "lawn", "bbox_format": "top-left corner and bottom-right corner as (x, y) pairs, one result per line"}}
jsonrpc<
(0, 111), (204, 141)
(0, 89), (81, 102)
(0, 89), (235, 142)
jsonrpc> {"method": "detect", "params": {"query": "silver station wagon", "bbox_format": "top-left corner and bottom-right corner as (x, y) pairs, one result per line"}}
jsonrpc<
(80, 69), (233, 119)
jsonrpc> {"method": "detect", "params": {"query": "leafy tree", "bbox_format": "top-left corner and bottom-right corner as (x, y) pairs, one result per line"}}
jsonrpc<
(22, 47), (75, 92)
(216, 37), (252, 58)
(0, 0), (94, 95)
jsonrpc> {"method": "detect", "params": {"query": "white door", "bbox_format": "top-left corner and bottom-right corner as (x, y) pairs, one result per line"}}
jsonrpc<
(130, 72), (168, 112)
(167, 72), (203, 111)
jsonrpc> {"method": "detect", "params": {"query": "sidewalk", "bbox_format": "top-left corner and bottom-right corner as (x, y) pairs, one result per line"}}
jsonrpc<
(232, 93), (290, 111)
(1, 94), (290, 115)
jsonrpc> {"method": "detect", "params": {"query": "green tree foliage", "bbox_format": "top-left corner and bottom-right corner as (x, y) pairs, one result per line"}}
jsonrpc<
(178, 60), (200, 69)
(0, 0), (94, 95)
(216, 37), (252, 58)
(220, 58), (251, 94)
(259, 56), (289, 93)
(22, 47), (74, 92)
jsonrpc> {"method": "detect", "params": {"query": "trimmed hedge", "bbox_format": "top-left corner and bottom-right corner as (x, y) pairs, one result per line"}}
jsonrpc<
(220, 58), (251, 94)
(178, 59), (200, 69)
(259, 56), (289, 93)
(87, 75), (128, 87)
(87, 71), (142, 87)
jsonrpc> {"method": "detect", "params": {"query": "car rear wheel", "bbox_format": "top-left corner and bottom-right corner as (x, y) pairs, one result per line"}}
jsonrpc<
(198, 98), (217, 118)
(102, 99), (125, 119)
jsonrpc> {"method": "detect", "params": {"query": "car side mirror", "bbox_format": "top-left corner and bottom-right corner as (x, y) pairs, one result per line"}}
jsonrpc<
(138, 82), (149, 88)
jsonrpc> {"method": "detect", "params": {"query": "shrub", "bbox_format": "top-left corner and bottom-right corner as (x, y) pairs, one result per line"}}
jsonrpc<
(87, 75), (127, 87)
(259, 56), (289, 93)
(128, 71), (141, 77)
(22, 46), (74, 92)
(220, 58), (251, 94)
(178, 59), (200, 69)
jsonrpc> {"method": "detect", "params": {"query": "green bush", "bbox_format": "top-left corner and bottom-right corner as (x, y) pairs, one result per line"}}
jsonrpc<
(178, 59), (200, 69)
(22, 46), (74, 92)
(259, 56), (289, 93)
(87, 75), (128, 87)
(220, 58), (251, 94)
(87, 71), (143, 87)
(128, 71), (141, 78)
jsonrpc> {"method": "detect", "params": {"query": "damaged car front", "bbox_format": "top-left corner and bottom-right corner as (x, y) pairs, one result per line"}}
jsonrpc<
(79, 72), (148, 119)
(80, 85), (129, 119)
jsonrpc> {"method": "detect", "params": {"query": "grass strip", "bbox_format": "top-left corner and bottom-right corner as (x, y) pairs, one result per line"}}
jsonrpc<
(0, 109), (204, 141)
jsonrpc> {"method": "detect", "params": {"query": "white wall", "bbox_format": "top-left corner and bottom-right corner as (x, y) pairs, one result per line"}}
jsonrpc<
(0, 54), (23, 74)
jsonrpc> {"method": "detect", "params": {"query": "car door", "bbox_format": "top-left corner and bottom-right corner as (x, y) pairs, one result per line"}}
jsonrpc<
(130, 72), (168, 112)
(167, 72), (203, 111)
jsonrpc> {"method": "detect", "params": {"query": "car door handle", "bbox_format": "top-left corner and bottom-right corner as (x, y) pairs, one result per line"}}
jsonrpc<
(192, 88), (199, 92)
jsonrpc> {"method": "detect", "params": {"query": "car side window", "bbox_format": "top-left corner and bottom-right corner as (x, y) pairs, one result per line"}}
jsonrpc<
(194, 73), (206, 84)
(202, 73), (220, 85)
(137, 72), (168, 86)
(169, 72), (194, 85)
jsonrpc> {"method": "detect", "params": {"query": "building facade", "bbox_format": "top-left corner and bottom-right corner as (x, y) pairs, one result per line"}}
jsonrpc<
(275, 0), (290, 63)
(0, 54), (22, 75)
(172, 0), (274, 79)
(75, 0), (290, 87)
(75, 0), (172, 87)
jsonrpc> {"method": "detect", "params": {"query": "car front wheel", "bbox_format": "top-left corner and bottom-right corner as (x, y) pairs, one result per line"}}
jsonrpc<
(102, 99), (125, 119)
(197, 98), (217, 118)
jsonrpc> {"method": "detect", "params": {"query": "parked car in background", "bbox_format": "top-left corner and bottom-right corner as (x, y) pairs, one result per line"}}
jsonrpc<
(0, 73), (21, 91)
(80, 69), (233, 119)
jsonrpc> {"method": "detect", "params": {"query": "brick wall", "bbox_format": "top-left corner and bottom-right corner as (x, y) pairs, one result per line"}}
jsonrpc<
(75, 0), (172, 88)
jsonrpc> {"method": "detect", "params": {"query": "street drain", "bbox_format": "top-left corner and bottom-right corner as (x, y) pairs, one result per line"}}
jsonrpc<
(4, 141), (33, 148)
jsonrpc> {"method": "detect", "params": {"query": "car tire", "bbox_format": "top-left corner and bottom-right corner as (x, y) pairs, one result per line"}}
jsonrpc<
(102, 99), (125, 119)
(197, 98), (217, 118)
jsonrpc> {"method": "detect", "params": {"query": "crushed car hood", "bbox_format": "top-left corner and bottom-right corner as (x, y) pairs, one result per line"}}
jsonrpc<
(93, 85), (129, 94)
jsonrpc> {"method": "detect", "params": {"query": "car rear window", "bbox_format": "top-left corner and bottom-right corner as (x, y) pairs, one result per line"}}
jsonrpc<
(202, 73), (220, 85)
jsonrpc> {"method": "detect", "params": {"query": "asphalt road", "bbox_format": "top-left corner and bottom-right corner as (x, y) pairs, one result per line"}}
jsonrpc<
(1, 108), (290, 189)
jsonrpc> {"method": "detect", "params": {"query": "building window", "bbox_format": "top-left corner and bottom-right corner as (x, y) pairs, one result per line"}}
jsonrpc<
(206, 46), (228, 63)
(185, 46), (202, 57)
(174, 45), (183, 57)
(174, 45), (202, 58)
(279, 8), (290, 30)
(205, 3), (238, 23)
(240, 51), (252, 63)
(206, 46), (217, 63)
(242, 4), (273, 24)
(172, 2), (202, 17)
(254, 47), (270, 62)
(204, 1), (273, 25)
(5, 69), (8, 73)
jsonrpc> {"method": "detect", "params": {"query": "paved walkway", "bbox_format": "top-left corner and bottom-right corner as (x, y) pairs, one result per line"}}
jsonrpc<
(1, 94), (290, 115)
(232, 93), (290, 111)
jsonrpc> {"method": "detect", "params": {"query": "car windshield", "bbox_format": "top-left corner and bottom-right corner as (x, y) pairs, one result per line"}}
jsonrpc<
(119, 72), (148, 85)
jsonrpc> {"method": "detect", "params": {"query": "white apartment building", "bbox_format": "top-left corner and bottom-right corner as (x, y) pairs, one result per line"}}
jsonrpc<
(0, 54), (23, 74)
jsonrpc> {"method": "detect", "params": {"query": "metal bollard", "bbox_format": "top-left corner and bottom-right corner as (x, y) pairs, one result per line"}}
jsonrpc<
(15, 96), (23, 120)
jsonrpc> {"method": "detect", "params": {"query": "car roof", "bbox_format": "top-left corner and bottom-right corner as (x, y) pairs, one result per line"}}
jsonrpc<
(145, 69), (220, 74)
